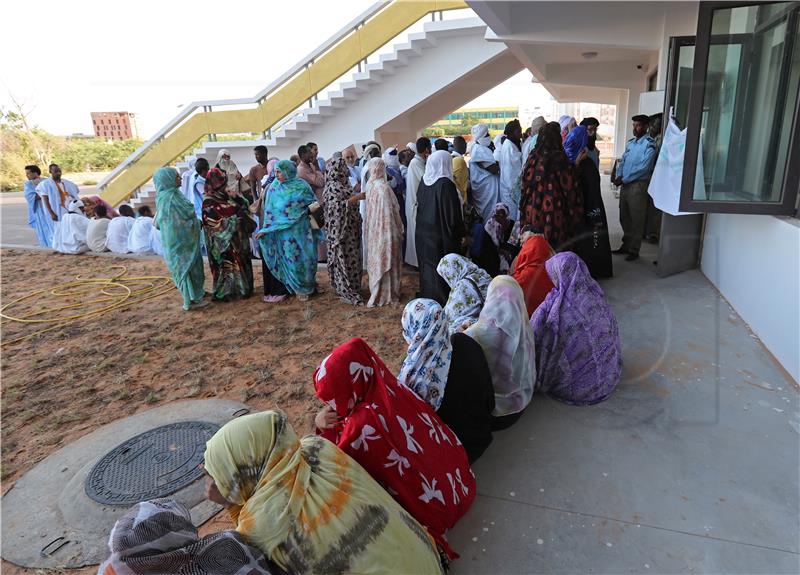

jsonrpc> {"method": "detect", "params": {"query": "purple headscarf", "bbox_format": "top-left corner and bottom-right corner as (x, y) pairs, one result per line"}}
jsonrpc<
(530, 252), (622, 405)
(564, 125), (589, 164)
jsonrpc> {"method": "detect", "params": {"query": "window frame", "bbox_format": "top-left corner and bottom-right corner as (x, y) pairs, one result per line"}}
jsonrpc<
(680, 0), (800, 215)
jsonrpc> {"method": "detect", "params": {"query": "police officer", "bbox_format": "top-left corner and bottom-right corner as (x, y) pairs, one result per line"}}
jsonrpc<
(612, 114), (658, 261)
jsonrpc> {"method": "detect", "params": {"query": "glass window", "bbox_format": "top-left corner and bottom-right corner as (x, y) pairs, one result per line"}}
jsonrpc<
(681, 1), (800, 214)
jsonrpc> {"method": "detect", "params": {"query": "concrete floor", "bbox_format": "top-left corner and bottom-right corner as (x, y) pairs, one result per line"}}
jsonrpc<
(2, 183), (798, 573)
(448, 182), (800, 573)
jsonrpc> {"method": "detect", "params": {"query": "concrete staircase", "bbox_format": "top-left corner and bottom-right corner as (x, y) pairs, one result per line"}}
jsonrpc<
(130, 18), (521, 208)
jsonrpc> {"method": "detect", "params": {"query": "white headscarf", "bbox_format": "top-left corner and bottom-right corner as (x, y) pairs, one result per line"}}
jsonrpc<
(67, 198), (84, 214)
(422, 149), (454, 186)
(471, 124), (491, 147)
(406, 141), (416, 151)
(465, 275), (536, 417)
(215, 148), (231, 166)
(558, 115), (576, 132)
(382, 147), (400, 170)
(363, 143), (380, 159)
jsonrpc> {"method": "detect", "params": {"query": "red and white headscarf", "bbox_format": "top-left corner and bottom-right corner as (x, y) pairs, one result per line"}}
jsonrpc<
(314, 337), (475, 559)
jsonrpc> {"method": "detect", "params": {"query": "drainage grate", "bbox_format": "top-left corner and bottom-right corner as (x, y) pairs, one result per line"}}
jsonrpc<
(85, 421), (220, 506)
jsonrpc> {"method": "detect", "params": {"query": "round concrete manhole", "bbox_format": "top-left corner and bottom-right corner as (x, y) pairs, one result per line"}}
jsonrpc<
(85, 421), (219, 506)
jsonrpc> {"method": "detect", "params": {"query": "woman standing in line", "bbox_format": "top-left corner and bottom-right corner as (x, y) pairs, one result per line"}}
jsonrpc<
(322, 157), (364, 305)
(153, 167), (208, 311)
(257, 160), (319, 302)
(364, 157), (404, 307)
(202, 168), (254, 301)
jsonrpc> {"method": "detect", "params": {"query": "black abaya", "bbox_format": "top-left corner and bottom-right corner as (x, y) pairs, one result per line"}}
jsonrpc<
(437, 332), (495, 463)
(415, 177), (465, 305)
(573, 157), (613, 278)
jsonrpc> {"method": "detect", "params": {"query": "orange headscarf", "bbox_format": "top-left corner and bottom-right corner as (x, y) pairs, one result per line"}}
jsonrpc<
(512, 235), (555, 317)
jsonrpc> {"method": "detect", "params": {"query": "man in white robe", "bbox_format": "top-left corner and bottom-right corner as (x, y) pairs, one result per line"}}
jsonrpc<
(86, 204), (111, 252)
(36, 164), (80, 227)
(127, 206), (155, 254)
(106, 204), (136, 253)
(52, 199), (90, 254)
(521, 116), (547, 162)
(498, 119), (523, 222)
(180, 156), (197, 202)
(404, 137), (430, 267)
(468, 124), (500, 223)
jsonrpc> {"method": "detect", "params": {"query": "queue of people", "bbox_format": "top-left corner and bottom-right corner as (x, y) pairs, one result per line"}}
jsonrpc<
(77, 122), (630, 573)
(96, 249), (622, 574)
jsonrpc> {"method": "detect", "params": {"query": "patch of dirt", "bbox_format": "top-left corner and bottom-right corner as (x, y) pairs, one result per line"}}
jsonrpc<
(1, 248), (416, 574)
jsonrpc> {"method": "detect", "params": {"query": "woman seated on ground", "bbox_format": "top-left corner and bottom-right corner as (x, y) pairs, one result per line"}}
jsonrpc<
(465, 276), (536, 430)
(52, 198), (90, 254)
(153, 167), (207, 311)
(531, 252), (622, 405)
(98, 498), (277, 575)
(511, 230), (555, 317)
(399, 298), (496, 462)
(313, 338), (475, 561)
(469, 203), (518, 276)
(203, 410), (446, 575)
(256, 160), (319, 303)
(436, 254), (492, 334)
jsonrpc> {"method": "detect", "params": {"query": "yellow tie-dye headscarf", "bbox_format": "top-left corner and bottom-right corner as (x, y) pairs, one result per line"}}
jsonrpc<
(204, 410), (445, 575)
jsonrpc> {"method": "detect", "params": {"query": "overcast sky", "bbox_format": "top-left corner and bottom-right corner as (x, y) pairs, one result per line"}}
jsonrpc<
(1, 1), (552, 138)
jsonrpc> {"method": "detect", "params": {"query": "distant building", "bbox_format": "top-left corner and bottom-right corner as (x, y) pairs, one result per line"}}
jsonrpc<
(429, 107), (520, 136)
(91, 112), (139, 140)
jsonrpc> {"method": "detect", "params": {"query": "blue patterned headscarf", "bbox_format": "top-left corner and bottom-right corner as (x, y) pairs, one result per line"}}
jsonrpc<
(398, 298), (453, 410)
(564, 125), (589, 163)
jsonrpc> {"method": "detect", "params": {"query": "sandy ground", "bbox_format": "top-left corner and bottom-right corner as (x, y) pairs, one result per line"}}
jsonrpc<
(1, 248), (416, 573)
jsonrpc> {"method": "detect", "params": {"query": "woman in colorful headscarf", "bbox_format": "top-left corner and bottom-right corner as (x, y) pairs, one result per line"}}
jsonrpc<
(81, 195), (118, 219)
(202, 167), (255, 301)
(436, 253), (491, 334)
(153, 167), (207, 311)
(469, 202), (517, 277)
(465, 275), (536, 430)
(322, 157), (363, 305)
(257, 160), (319, 302)
(204, 410), (446, 575)
(512, 231), (555, 316)
(364, 157), (404, 307)
(97, 498), (275, 575)
(519, 121), (583, 252)
(399, 299), (496, 462)
(531, 252), (621, 405)
(566, 126), (614, 278)
(313, 338), (475, 560)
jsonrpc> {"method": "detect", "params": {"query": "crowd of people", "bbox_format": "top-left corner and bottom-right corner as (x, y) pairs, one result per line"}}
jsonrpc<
(22, 112), (660, 310)
(73, 117), (636, 574)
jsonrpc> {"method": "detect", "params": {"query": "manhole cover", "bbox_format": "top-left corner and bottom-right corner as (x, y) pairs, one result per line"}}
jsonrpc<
(85, 421), (219, 505)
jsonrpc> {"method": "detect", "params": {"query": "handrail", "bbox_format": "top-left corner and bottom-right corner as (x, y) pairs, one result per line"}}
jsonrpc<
(98, 1), (388, 190)
(99, 0), (468, 206)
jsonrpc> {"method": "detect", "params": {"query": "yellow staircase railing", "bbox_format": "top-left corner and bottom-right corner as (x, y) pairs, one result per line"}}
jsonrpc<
(99, 0), (467, 206)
